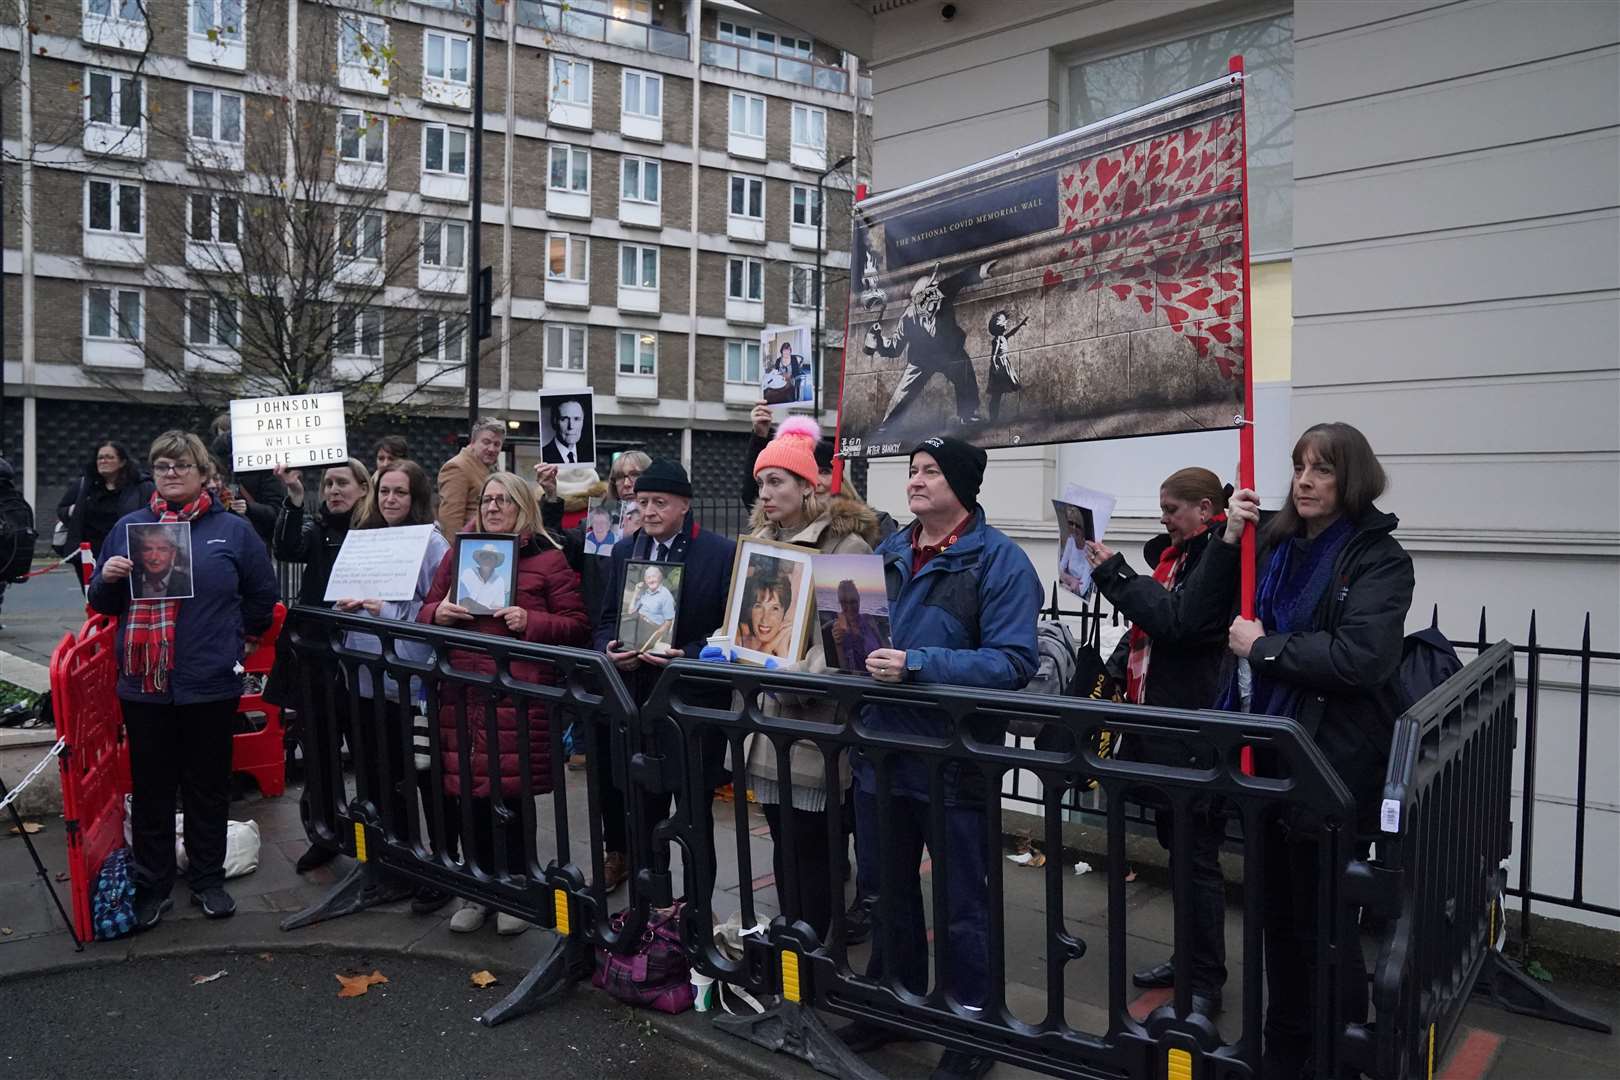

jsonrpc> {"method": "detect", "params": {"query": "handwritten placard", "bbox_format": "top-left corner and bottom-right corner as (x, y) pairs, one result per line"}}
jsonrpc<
(230, 393), (349, 472)
(323, 525), (437, 602)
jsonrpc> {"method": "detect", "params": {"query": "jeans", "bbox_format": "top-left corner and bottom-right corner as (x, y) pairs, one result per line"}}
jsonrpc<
(855, 789), (990, 1007)
(123, 697), (238, 895)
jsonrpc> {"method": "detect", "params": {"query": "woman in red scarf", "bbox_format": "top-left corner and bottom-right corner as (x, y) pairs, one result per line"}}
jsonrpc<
(87, 431), (280, 931)
(1084, 467), (1233, 1018)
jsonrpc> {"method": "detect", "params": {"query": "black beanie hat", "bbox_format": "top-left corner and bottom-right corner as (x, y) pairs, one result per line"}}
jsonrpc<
(634, 458), (692, 499)
(813, 439), (835, 472)
(911, 436), (987, 510)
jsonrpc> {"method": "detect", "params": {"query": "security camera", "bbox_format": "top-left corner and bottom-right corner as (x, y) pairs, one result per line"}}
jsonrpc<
(939, 3), (957, 22)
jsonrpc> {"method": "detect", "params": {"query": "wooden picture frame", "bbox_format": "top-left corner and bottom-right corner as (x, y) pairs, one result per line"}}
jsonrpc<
(723, 536), (818, 666)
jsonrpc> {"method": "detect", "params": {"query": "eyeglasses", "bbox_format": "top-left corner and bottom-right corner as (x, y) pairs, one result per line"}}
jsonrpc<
(613, 470), (643, 482)
(153, 462), (197, 476)
(479, 495), (514, 508)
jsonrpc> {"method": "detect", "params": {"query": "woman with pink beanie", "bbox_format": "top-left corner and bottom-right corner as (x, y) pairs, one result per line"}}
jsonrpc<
(738, 416), (880, 942)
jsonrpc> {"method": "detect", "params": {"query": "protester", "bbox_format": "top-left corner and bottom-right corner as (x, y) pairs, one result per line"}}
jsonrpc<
(595, 459), (735, 891)
(374, 435), (409, 475)
(436, 417), (505, 537)
(606, 451), (651, 522)
(86, 431), (278, 928)
(57, 440), (155, 560)
(203, 455), (277, 546)
(420, 471), (589, 935)
(1085, 467), (1233, 1016)
(1178, 422), (1414, 1080)
(269, 457), (370, 873)
(837, 436), (1041, 1080)
(329, 459), (455, 915)
(740, 403), (897, 537)
(735, 417), (878, 941)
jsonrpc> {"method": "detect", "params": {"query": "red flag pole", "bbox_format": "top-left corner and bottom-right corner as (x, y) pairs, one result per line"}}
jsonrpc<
(1230, 55), (1257, 621)
(829, 182), (868, 497)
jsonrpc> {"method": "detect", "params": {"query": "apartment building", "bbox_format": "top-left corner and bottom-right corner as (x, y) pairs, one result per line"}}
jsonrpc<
(0, 0), (869, 507)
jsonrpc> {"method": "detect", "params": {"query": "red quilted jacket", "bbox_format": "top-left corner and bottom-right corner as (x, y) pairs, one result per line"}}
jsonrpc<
(418, 534), (589, 798)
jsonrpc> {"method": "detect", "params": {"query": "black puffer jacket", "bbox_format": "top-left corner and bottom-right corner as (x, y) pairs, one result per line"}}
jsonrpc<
(1177, 508), (1414, 818)
(1095, 527), (1229, 713)
(272, 499), (354, 607)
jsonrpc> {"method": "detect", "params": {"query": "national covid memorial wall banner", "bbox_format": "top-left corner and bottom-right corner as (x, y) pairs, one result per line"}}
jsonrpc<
(838, 73), (1248, 459)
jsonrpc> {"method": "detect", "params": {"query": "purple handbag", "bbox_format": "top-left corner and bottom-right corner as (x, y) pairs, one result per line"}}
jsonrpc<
(592, 903), (695, 1014)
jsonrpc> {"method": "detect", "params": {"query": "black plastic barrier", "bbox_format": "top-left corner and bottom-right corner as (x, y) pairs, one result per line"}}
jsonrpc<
(1356, 641), (1610, 1079)
(277, 604), (656, 1025)
(642, 660), (1371, 1080)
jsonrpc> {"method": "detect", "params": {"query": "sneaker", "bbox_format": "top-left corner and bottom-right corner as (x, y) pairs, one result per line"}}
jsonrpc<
(449, 900), (489, 933)
(410, 886), (453, 915)
(190, 885), (237, 919)
(495, 912), (531, 936)
(843, 896), (873, 945)
(931, 1050), (994, 1080)
(598, 851), (629, 893)
(133, 893), (173, 931)
(295, 842), (339, 874)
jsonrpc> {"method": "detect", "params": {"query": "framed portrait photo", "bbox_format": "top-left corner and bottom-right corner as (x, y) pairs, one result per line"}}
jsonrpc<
(127, 521), (195, 602)
(618, 559), (683, 654)
(812, 552), (892, 674)
(454, 534), (518, 615)
(723, 537), (817, 667)
(537, 387), (596, 468)
(759, 325), (814, 408)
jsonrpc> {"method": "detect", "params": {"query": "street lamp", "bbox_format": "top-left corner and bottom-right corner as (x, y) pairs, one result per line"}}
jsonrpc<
(813, 153), (854, 420)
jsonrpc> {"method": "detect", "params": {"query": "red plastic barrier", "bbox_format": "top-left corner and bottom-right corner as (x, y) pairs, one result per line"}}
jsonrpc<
(51, 604), (289, 940)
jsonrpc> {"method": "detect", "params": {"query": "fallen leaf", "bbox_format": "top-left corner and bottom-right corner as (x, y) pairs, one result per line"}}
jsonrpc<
(257, 952), (273, 962)
(1, 927), (13, 936)
(1124, 869), (1138, 883)
(55, 872), (70, 882)
(470, 970), (498, 989)
(192, 970), (228, 985)
(9, 821), (43, 835)
(335, 970), (388, 998)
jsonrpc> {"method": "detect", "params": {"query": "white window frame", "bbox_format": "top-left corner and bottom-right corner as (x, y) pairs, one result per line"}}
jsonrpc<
(550, 56), (592, 128)
(728, 91), (765, 138)
(337, 307), (384, 359)
(188, 87), (244, 146)
(188, 0), (245, 67)
(420, 219), (467, 270)
(190, 0), (244, 40)
(185, 293), (239, 349)
(790, 185), (822, 228)
(616, 329), (657, 376)
(85, 177), (142, 236)
(337, 110), (386, 164)
(546, 233), (589, 283)
(548, 143), (590, 194)
(338, 209), (385, 264)
(725, 339), (761, 384)
(83, 0), (148, 52)
(84, 286), (143, 344)
(544, 322), (587, 372)
(729, 174), (764, 221)
(620, 157), (660, 204)
(86, 68), (141, 129)
(622, 69), (662, 119)
(726, 256), (763, 302)
(186, 192), (239, 244)
(791, 104), (826, 149)
(618, 242), (658, 290)
(422, 123), (469, 176)
(86, 0), (143, 24)
(423, 30), (471, 84)
(338, 14), (389, 94)
(418, 312), (467, 365)
(789, 264), (820, 312)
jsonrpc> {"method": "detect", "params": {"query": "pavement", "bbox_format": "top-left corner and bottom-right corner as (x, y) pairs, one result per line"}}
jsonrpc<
(0, 562), (1616, 1079)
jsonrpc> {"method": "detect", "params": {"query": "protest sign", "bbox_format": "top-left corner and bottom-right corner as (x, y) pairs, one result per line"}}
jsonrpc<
(760, 325), (813, 407)
(323, 524), (437, 602)
(1053, 485), (1117, 600)
(230, 393), (349, 472)
(838, 73), (1248, 459)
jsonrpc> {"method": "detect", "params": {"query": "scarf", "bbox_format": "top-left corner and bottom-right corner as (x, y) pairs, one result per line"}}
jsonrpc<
(1242, 516), (1355, 719)
(1124, 542), (1184, 704)
(124, 490), (212, 694)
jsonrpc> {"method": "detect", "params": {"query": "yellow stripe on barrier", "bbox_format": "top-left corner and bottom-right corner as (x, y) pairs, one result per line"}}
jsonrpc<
(1427, 1022), (1436, 1080)
(1167, 1047), (1192, 1080)
(780, 949), (801, 1003)
(553, 889), (571, 936)
(353, 822), (367, 863)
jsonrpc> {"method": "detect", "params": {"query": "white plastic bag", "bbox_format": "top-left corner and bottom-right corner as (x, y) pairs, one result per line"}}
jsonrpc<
(122, 796), (260, 879)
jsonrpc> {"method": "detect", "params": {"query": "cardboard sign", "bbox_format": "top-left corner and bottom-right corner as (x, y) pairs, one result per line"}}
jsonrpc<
(323, 524), (437, 603)
(230, 393), (349, 472)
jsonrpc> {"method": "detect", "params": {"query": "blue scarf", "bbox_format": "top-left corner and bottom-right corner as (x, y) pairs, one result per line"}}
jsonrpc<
(1230, 517), (1355, 718)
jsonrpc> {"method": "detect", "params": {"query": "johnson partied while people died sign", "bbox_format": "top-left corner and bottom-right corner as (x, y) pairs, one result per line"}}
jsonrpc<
(229, 393), (350, 473)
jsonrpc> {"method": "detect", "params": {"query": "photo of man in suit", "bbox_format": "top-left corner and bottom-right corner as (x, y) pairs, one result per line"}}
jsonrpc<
(129, 522), (194, 601)
(541, 395), (593, 465)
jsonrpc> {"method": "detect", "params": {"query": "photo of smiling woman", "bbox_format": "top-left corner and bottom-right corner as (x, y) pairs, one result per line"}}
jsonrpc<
(732, 554), (808, 661)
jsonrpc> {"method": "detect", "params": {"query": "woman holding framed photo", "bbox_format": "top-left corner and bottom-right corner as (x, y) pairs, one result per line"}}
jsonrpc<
(735, 417), (880, 941)
(418, 471), (589, 937)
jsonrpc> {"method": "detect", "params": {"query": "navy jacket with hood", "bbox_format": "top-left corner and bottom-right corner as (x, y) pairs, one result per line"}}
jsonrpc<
(854, 505), (1043, 804)
(88, 499), (279, 705)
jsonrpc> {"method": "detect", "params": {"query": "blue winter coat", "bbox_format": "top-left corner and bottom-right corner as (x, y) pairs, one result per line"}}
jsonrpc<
(854, 506), (1043, 804)
(88, 499), (280, 706)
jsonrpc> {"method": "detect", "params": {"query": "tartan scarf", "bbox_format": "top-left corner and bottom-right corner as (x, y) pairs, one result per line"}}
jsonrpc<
(1124, 541), (1183, 705)
(124, 490), (211, 694)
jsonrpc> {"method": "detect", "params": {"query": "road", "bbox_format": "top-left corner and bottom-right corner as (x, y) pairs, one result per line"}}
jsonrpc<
(0, 559), (88, 669)
(0, 950), (728, 1080)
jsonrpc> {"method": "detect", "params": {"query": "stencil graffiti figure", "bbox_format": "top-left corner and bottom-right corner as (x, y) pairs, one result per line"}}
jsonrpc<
(865, 259), (999, 436)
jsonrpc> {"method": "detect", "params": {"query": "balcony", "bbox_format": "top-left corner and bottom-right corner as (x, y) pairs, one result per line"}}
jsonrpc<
(701, 40), (848, 95)
(419, 263), (467, 295)
(83, 229), (144, 265)
(616, 282), (657, 314)
(619, 196), (659, 229)
(616, 370), (657, 401)
(188, 29), (246, 70)
(185, 239), (242, 273)
(84, 122), (144, 160)
(421, 171), (469, 203)
(515, 1), (688, 59)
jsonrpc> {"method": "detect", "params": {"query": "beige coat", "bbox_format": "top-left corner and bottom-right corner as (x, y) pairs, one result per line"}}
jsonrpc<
(435, 447), (489, 539)
(742, 494), (881, 811)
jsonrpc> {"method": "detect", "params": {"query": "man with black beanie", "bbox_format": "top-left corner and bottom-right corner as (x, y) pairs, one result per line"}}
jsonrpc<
(836, 435), (1042, 1080)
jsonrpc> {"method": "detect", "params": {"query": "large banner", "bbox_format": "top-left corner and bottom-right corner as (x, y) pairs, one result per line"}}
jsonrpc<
(838, 75), (1247, 459)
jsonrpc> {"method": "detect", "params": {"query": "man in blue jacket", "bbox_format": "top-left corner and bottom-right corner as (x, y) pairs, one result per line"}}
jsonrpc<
(838, 436), (1042, 1080)
(594, 459), (736, 891)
